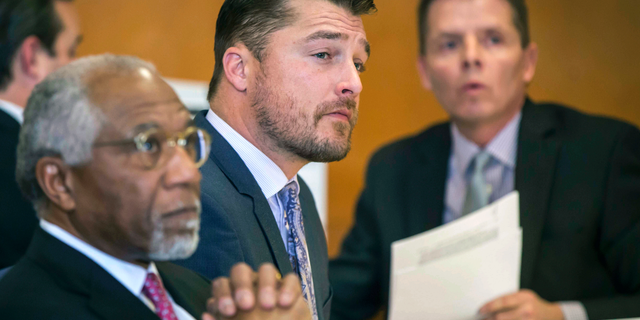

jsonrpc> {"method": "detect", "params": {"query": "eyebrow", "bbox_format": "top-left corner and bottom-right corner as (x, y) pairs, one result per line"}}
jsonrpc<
(131, 122), (159, 133)
(435, 32), (463, 39)
(128, 116), (195, 135)
(304, 31), (371, 57)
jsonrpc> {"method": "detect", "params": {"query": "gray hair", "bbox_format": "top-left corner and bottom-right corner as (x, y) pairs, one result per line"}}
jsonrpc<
(16, 54), (157, 218)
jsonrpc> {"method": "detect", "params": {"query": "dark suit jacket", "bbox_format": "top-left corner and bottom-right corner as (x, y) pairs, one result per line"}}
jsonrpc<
(329, 99), (640, 320)
(0, 109), (37, 268)
(174, 110), (332, 320)
(0, 227), (211, 319)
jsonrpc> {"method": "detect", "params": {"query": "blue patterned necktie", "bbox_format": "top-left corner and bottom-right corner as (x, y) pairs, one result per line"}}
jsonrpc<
(278, 181), (318, 320)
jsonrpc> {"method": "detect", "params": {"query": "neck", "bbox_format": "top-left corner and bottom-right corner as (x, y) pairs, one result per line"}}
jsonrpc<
(210, 95), (307, 180)
(45, 207), (149, 268)
(0, 82), (32, 108)
(453, 97), (525, 148)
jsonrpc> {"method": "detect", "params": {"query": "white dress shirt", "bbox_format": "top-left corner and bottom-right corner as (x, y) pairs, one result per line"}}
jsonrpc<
(0, 98), (24, 124)
(443, 112), (588, 320)
(206, 110), (301, 247)
(40, 220), (195, 320)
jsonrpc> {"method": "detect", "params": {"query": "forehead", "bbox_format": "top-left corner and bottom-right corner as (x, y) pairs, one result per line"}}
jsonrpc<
(288, 0), (367, 40)
(88, 70), (190, 134)
(428, 0), (515, 33)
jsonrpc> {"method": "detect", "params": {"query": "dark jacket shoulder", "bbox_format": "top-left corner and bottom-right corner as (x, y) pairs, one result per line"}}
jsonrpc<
(530, 101), (637, 140)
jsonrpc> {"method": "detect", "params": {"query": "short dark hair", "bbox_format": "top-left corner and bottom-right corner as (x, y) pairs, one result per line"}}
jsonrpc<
(417, 0), (529, 55)
(207, 0), (377, 101)
(0, 0), (73, 91)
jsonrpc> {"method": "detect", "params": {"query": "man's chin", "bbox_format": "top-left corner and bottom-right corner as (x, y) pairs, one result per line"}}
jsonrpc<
(148, 231), (200, 261)
(303, 141), (351, 162)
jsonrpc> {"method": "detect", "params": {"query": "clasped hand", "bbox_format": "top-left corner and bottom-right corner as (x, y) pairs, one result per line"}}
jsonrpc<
(202, 263), (311, 320)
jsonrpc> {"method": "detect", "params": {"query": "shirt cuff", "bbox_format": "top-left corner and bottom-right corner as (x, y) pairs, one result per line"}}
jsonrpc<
(559, 301), (588, 320)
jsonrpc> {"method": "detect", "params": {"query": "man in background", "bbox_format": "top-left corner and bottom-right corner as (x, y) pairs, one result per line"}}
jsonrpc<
(329, 0), (640, 319)
(0, 54), (310, 320)
(0, 0), (82, 268)
(173, 0), (375, 319)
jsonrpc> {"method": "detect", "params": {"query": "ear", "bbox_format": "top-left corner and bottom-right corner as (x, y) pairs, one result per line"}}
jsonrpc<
(16, 36), (52, 83)
(416, 55), (434, 91)
(35, 157), (76, 213)
(222, 44), (253, 93)
(522, 42), (539, 84)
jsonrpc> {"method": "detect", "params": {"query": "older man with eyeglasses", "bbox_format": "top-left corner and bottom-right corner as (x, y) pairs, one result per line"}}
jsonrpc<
(0, 54), (311, 320)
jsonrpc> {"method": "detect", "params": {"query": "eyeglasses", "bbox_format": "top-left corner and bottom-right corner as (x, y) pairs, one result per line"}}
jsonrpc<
(94, 126), (212, 169)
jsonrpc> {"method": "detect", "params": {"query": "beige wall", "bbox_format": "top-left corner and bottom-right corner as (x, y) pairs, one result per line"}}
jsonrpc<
(76, 0), (640, 258)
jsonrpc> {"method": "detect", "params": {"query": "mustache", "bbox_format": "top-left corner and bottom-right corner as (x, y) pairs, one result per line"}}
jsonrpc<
(314, 97), (358, 125)
(160, 199), (202, 219)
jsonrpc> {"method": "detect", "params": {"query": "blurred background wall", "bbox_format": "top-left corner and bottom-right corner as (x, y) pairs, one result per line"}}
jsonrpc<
(75, 0), (640, 257)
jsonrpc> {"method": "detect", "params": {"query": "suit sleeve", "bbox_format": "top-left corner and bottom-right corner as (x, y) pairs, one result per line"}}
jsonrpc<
(329, 155), (385, 320)
(582, 125), (640, 320)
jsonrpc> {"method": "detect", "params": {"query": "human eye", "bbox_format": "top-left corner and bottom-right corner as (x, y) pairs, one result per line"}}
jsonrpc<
(139, 134), (162, 153)
(485, 32), (504, 46)
(313, 52), (330, 60)
(440, 39), (458, 51)
(354, 61), (366, 73)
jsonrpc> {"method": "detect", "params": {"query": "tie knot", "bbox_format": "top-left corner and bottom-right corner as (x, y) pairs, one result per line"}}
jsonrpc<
(472, 151), (491, 173)
(278, 181), (300, 203)
(142, 272), (165, 299)
(142, 273), (178, 320)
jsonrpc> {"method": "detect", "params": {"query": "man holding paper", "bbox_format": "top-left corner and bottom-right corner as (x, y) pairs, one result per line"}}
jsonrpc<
(329, 0), (640, 319)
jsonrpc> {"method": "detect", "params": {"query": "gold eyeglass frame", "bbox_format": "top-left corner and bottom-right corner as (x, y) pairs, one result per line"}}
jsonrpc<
(94, 126), (212, 169)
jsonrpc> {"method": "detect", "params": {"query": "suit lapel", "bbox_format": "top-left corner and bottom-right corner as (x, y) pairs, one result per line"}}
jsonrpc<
(88, 270), (158, 320)
(194, 111), (293, 275)
(515, 99), (560, 288)
(406, 124), (451, 236)
(27, 228), (156, 320)
(298, 179), (327, 320)
(157, 263), (208, 318)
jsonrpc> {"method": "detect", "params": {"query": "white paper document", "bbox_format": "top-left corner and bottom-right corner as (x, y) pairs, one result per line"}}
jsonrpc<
(388, 191), (522, 320)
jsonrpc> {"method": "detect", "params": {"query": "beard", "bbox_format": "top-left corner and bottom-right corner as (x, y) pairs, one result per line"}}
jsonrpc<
(147, 200), (201, 261)
(251, 71), (358, 163)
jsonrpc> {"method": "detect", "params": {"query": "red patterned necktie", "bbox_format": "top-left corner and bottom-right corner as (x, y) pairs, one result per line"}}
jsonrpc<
(142, 272), (178, 320)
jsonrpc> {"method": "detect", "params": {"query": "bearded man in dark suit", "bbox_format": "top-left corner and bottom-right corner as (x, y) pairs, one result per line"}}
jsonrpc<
(174, 1), (377, 320)
(329, 0), (640, 320)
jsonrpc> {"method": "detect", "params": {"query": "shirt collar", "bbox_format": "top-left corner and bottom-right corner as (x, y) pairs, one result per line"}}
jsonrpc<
(206, 110), (291, 198)
(39, 219), (156, 297)
(451, 111), (522, 173)
(0, 99), (24, 124)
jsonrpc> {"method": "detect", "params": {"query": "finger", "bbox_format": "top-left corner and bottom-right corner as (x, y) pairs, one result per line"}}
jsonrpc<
(257, 263), (278, 310)
(290, 290), (313, 320)
(491, 305), (527, 320)
(229, 263), (256, 311)
(210, 279), (236, 317)
(201, 312), (216, 320)
(278, 272), (302, 308)
(480, 293), (523, 315)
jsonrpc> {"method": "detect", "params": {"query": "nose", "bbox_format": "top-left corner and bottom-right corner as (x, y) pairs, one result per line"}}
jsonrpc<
(335, 61), (363, 98)
(462, 36), (482, 71)
(163, 146), (201, 188)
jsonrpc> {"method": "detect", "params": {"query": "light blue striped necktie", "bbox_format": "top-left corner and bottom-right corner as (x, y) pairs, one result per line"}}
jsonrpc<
(278, 181), (318, 320)
(462, 151), (492, 215)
